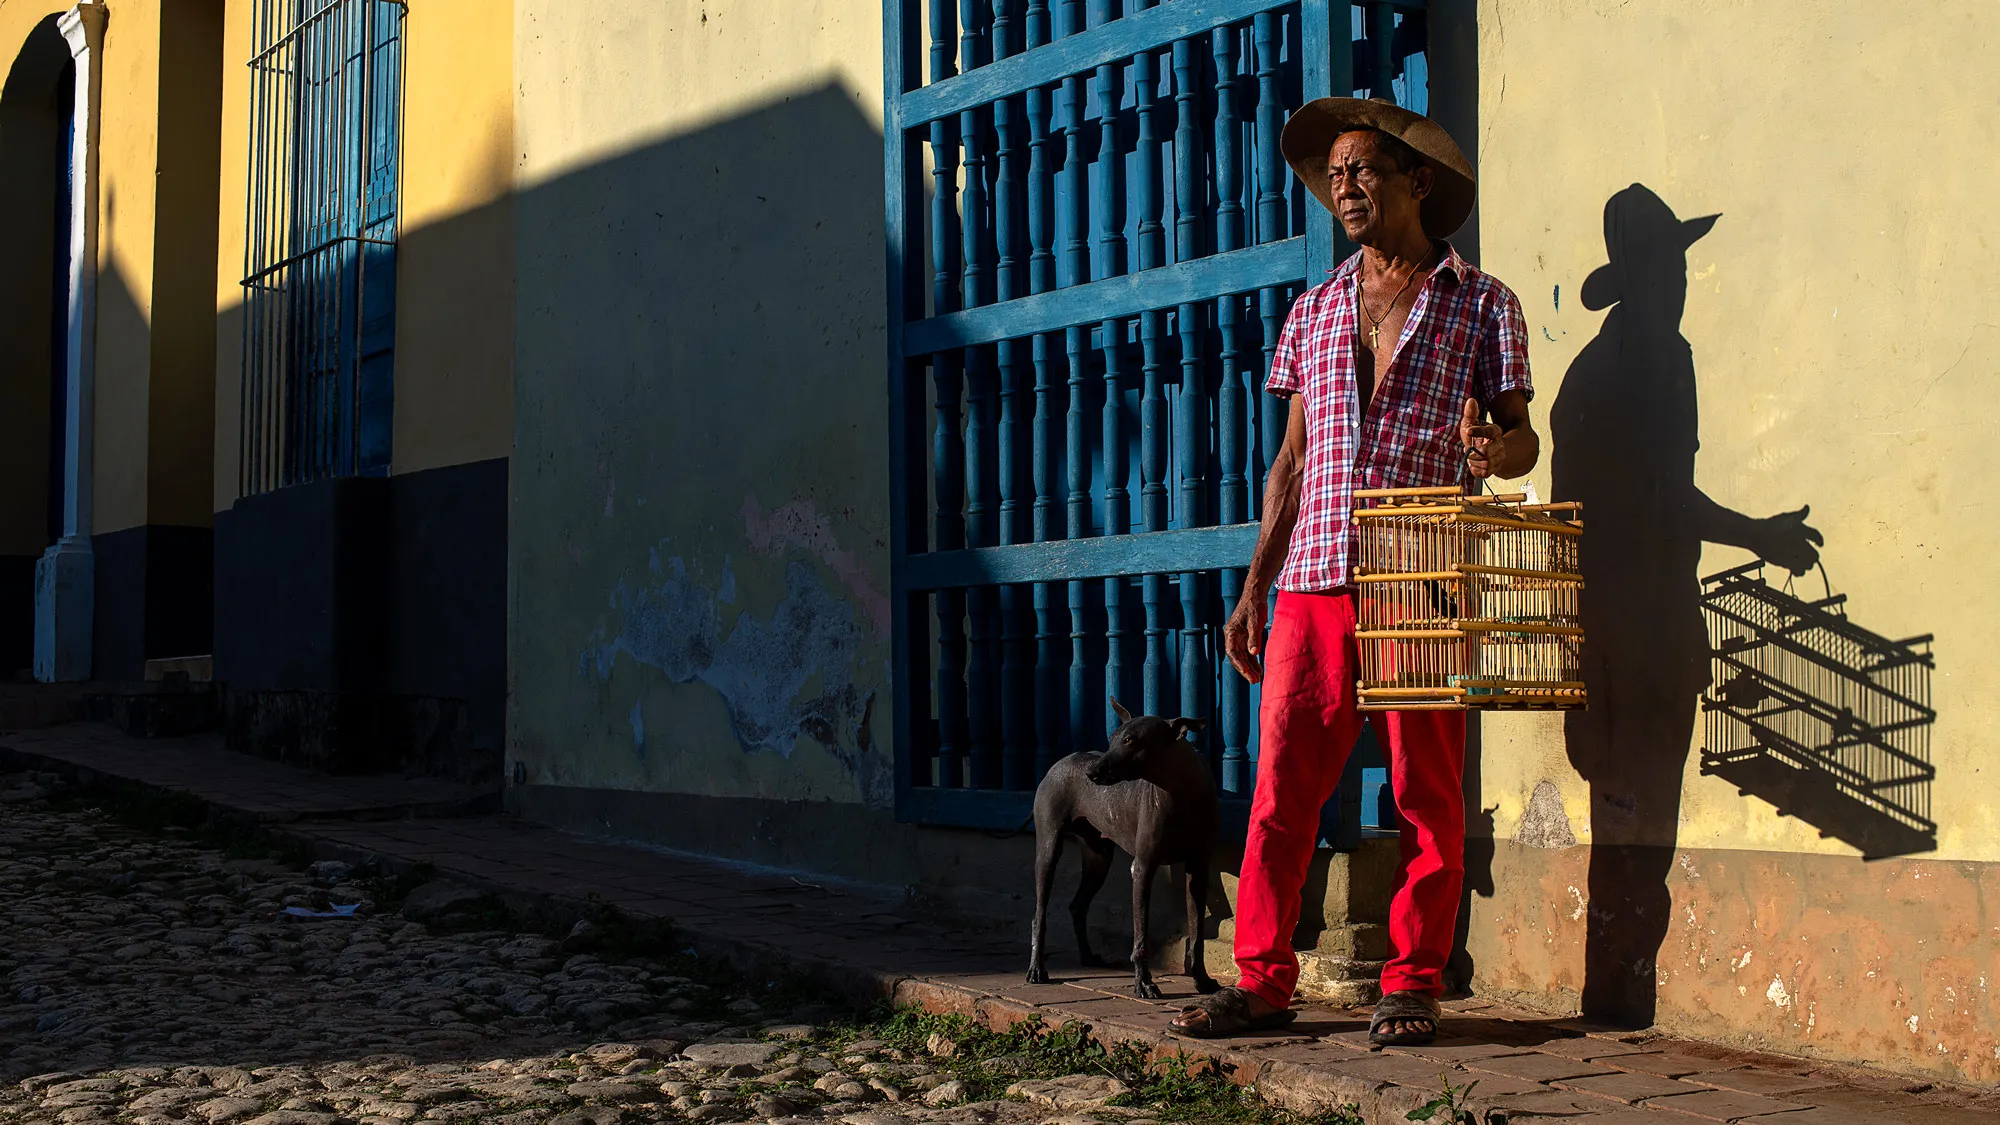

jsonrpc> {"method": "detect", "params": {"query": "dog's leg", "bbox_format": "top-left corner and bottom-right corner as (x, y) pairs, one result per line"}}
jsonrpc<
(1071, 834), (1114, 968)
(1129, 854), (1161, 1000)
(1027, 823), (1064, 984)
(1184, 857), (1220, 994)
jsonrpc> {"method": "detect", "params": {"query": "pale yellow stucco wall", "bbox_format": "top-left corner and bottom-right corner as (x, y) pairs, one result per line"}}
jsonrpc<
(89, 0), (164, 536)
(513, 0), (883, 192)
(0, 0), (221, 537)
(1473, 0), (1999, 864)
(509, 0), (891, 804)
(389, 0), (513, 474)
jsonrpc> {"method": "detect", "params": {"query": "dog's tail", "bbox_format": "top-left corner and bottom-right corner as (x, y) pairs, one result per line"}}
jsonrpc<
(984, 812), (1036, 841)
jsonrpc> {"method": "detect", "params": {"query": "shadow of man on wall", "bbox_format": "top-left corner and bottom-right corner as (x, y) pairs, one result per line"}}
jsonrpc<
(1549, 184), (1824, 1026)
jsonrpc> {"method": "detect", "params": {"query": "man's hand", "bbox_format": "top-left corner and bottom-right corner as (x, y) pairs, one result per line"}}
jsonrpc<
(1223, 595), (1268, 685)
(1755, 505), (1824, 575)
(1460, 396), (1503, 479)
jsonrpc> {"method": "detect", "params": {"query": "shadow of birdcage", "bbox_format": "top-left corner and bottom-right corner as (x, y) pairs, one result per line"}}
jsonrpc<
(1699, 561), (1935, 858)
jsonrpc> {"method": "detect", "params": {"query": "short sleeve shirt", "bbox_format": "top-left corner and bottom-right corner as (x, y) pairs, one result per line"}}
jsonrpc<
(1265, 243), (1533, 591)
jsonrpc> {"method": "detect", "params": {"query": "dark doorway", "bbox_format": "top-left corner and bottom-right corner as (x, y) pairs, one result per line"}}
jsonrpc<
(0, 17), (76, 678)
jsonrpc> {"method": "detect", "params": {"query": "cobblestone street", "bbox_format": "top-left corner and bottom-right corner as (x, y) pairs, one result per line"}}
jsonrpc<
(5, 739), (1996, 1125)
(0, 772), (1311, 1125)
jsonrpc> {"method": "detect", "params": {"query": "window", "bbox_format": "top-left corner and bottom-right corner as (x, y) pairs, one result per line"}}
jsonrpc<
(240, 0), (405, 494)
(882, 0), (1431, 829)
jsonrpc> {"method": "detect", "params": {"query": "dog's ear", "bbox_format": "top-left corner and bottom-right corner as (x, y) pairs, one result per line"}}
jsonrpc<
(1109, 696), (1134, 725)
(1170, 716), (1207, 738)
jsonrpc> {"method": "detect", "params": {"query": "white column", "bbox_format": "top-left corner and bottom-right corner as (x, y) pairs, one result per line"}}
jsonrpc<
(33, 2), (107, 683)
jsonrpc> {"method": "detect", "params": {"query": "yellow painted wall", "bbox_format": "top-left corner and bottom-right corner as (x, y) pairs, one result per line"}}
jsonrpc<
(389, 0), (513, 474)
(0, 0), (219, 537)
(209, 0), (246, 509)
(514, 0), (883, 191)
(1474, 0), (1998, 865)
(212, 0), (515, 510)
(92, 0), (163, 535)
(147, 0), (222, 528)
(1460, 0), (2000, 1080)
(508, 0), (890, 804)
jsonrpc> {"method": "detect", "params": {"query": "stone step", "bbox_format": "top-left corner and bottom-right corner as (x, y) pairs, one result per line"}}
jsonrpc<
(1211, 916), (1390, 960)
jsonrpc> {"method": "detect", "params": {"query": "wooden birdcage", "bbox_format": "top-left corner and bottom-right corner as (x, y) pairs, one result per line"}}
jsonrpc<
(1352, 486), (1586, 711)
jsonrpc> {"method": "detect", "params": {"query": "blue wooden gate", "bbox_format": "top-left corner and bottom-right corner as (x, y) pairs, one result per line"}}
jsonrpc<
(883, 0), (1432, 831)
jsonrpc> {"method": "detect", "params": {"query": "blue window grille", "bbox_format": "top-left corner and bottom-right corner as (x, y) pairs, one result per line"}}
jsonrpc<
(240, 0), (404, 494)
(883, 1), (1432, 832)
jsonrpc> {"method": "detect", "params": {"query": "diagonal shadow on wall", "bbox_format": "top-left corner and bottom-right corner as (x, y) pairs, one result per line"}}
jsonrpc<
(1698, 560), (1935, 859)
(1549, 183), (1869, 1027)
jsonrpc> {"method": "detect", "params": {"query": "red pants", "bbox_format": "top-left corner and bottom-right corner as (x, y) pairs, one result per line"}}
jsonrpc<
(1234, 590), (1467, 1007)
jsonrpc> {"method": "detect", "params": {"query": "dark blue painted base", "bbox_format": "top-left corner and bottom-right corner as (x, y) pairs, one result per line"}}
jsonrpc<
(91, 524), (214, 682)
(213, 457), (506, 772)
(0, 555), (35, 679)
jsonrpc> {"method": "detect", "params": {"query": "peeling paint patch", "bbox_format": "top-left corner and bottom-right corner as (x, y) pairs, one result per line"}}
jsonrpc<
(1767, 975), (1791, 1008)
(582, 552), (874, 764)
(1517, 780), (1578, 848)
(742, 495), (890, 641)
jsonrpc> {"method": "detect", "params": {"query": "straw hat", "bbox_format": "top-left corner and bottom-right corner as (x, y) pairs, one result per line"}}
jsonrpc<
(1280, 97), (1476, 238)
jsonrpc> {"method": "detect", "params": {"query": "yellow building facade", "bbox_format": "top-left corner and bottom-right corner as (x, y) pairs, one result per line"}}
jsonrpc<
(3, 0), (1993, 1085)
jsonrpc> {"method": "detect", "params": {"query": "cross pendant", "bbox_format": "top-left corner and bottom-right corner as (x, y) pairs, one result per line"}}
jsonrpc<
(1368, 325), (1380, 352)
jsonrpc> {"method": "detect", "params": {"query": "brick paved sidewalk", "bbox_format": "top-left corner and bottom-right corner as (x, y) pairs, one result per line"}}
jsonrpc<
(6, 722), (1994, 1125)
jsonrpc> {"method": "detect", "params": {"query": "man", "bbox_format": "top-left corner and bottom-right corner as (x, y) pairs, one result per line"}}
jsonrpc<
(1170, 99), (1537, 1045)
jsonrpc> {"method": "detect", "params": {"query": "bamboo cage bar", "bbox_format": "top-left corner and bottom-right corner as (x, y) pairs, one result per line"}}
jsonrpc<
(1353, 491), (1587, 711)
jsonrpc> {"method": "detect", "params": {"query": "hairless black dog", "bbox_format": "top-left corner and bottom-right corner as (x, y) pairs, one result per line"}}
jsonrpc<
(1026, 698), (1221, 1000)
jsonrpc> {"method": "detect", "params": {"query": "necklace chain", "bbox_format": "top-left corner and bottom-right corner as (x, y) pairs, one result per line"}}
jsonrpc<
(1359, 248), (1436, 353)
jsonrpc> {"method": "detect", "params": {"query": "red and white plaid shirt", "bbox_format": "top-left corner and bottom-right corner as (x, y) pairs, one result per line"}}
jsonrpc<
(1265, 244), (1533, 592)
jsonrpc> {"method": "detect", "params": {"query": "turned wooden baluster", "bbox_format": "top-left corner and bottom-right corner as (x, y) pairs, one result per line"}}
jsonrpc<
(929, 0), (968, 788)
(992, 0), (1036, 790)
(1092, 0), (1130, 736)
(960, 0), (1001, 790)
(1171, 32), (1210, 759)
(1022, 0), (1062, 783)
(1134, 20), (1170, 721)
(1059, 0), (1092, 757)
(1253, 10), (1290, 508)
(1214, 23), (1249, 796)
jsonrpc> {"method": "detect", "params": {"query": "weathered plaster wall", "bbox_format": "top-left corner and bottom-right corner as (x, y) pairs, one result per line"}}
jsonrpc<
(1467, 0), (2000, 1081)
(508, 1), (891, 806)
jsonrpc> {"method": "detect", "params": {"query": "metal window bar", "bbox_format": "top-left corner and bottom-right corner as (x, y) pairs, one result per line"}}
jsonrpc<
(241, 0), (405, 495)
(885, 0), (1432, 831)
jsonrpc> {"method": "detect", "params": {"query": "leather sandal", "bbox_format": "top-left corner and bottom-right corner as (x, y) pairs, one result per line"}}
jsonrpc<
(1368, 989), (1441, 1046)
(1168, 986), (1298, 1039)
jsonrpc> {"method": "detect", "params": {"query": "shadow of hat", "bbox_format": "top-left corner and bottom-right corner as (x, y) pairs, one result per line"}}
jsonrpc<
(1281, 97), (1475, 239)
(1580, 184), (1720, 310)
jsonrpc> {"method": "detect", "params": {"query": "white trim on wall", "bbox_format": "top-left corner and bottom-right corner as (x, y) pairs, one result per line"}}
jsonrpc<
(33, 1), (106, 683)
